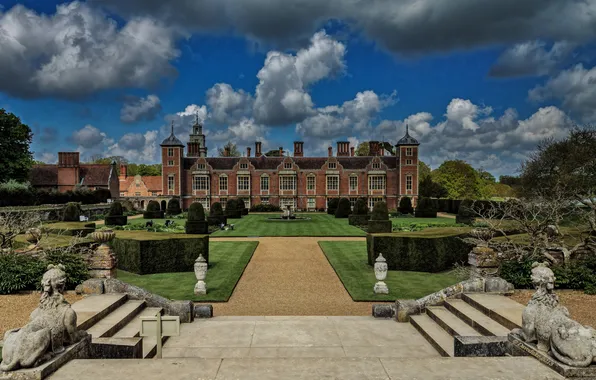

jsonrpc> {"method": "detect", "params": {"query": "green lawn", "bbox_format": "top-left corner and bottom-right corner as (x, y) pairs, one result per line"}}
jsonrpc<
(211, 213), (366, 237)
(319, 241), (462, 301)
(116, 241), (258, 301)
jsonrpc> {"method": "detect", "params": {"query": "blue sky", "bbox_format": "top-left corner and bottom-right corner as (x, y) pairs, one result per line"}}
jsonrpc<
(1, 0), (595, 177)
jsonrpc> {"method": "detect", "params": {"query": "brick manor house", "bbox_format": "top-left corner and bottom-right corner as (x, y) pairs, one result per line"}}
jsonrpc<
(159, 118), (420, 211)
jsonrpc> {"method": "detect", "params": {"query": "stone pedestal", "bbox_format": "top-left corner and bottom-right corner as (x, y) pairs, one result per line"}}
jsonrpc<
(468, 246), (499, 279)
(373, 281), (389, 294)
(194, 255), (207, 296)
(88, 244), (116, 279)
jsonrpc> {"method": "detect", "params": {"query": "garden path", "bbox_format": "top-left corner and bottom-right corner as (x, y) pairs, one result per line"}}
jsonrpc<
(203, 237), (391, 315)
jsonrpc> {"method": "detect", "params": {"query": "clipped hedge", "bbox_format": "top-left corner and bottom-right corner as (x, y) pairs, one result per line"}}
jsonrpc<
(335, 198), (352, 218)
(225, 199), (242, 219)
(368, 201), (391, 233)
(0, 186), (111, 207)
(62, 202), (81, 222)
(398, 196), (414, 215)
(456, 199), (475, 225)
(250, 204), (282, 212)
(104, 201), (127, 226)
(45, 222), (96, 237)
(348, 214), (370, 226)
(415, 197), (438, 218)
(110, 232), (209, 275)
(144, 200), (164, 219)
(327, 198), (339, 215)
(186, 202), (208, 234)
(166, 198), (182, 216)
(366, 229), (474, 272)
(208, 202), (227, 226)
(236, 198), (249, 216)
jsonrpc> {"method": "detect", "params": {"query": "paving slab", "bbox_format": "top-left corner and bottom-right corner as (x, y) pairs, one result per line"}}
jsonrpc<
(163, 347), (251, 359)
(165, 320), (256, 348)
(333, 319), (427, 347)
(380, 357), (564, 379)
(48, 358), (222, 380)
(248, 346), (346, 358)
(251, 319), (342, 347)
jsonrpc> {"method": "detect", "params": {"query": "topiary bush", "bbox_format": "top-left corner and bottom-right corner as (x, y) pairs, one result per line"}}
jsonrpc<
(104, 201), (127, 226)
(327, 198), (339, 215)
(166, 198), (182, 216)
(398, 196), (414, 215)
(335, 198), (352, 218)
(349, 198), (370, 226)
(186, 202), (208, 234)
(415, 197), (438, 218)
(236, 198), (249, 216)
(368, 201), (392, 233)
(208, 202), (228, 225)
(250, 204), (282, 212)
(225, 198), (242, 219)
(456, 199), (475, 225)
(144, 200), (164, 219)
(62, 202), (81, 221)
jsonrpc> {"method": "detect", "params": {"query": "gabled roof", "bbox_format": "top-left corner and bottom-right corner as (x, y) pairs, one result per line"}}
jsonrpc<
(79, 165), (112, 186)
(29, 165), (58, 186)
(121, 176), (162, 192)
(397, 125), (420, 146)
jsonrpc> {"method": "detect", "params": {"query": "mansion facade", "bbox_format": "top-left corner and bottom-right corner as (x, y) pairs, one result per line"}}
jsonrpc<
(159, 119), (420, 211)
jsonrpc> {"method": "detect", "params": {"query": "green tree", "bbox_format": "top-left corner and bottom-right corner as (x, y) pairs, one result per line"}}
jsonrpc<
(431, 160), (481, 199)
(355, 142), (370, 156)
(419, 176), (448, 198)
(0, 109), (34, 183)
(128, 164), (161, 176)
(419, 161), (431, 180)
(218, 141), (241, 157)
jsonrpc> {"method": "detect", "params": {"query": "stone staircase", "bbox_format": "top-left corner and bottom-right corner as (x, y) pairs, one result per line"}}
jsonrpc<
(409, 293), (525, 357)
(72, 294), (169, 359)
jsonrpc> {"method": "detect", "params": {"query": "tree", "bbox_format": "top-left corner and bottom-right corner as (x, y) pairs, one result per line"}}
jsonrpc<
(355, 142), (370, 156)
(419, 176), (448, 198)
(218, 142), (241, 157)
(431, 160), (482, 199)
(419, 161), (431, 181)
(0, 109), (34, 183)
(127, 164), (162, 177)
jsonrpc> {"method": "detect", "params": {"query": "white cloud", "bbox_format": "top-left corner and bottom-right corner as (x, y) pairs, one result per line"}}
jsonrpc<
(206, 83), (253, 125)
(489, 40), (576, 77)
(529, 64), (596, 122)
(0, 2), (179, 99)
(120, 94), (162, 124)
(106, 130), (159, 163)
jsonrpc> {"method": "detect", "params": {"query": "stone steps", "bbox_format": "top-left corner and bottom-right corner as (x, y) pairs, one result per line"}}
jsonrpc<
(86, 300), (147, 339)
(444, 299), (511, 337)
(460, 293), (523, 330)
(112, 307), (164, 338)
(426, 306), (482, 337)
(410, 314), (454, 357)
(72, 294), (128, 330)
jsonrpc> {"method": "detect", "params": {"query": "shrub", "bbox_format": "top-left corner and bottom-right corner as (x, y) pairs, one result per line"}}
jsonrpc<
(166, 198), (182, 216)
(108, 201), (124, 216)
(225, 199), (242, 218)
(415, 197), (438, 218)
(44, 250), (89, 290)
(250, 204), (282, 212)
(62, 202), (81, 221)
(327, 198), (339, 215)
(144, 200), (164, 219)
(371, 201), (389, 220)
(104, 201), (127, 226)
(456, 199), (475, 225)
(335, 198), (352, 218)
(208, 202), (227, 226)
(236, 198), (248, 215)
(353, 198), (368, 215)
(210, 202), (224, 217)
(398, 197), (414, 215)
(368, 201), (391, 232)
(186, 202), (208, 233)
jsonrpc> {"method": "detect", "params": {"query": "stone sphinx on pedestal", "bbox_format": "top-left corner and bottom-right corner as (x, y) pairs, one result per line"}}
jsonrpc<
(0, 265), (89, 374)
(510, 262), (596, 372)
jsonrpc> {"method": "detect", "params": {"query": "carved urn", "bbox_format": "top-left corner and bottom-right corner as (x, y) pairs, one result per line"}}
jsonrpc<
(194, 254), (207, 295)
(374, 253), (388, 281)
(89, 230), (116, 246)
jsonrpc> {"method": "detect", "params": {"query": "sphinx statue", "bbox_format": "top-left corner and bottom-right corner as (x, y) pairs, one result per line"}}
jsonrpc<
(511, 262), (596, 367)
(0, 264), (88, 372)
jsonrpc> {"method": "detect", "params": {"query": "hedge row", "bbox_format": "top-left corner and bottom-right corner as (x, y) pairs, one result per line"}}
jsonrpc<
(0, 187), (112, 207)
(366, 230), (474, 272)
(110, 234), (209, 275)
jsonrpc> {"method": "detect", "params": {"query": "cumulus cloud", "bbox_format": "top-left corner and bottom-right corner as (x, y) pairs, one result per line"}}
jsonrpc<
(35, 152), (57, 164)
(489, 40), (576, 77)
(35, 127), (59, 144)
(0, 2), (179, 99)
(69, 124), (115, 158)
(206, 83), (253, 125)
(529, 64), (596, 122)
(92, 0), (596, 55)
(120, 95), (162, 124)
(253, 31), (346, 125)
(106, 130), (159, 163)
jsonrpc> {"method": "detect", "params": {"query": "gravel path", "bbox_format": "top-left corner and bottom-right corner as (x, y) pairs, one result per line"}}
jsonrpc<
(202, 237), (392, 316)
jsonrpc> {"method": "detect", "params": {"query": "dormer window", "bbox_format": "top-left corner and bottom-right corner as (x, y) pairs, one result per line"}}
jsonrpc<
(328, 162), (337, 169)
(197, 163), (205, 170)
(284, 162), (292, 169)
(372, 162), (381, 169)
(240, 163), (248, 169)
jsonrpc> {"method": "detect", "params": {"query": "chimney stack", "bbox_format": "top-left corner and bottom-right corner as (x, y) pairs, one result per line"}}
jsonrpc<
(58, 152), (80, 167)
(350, 146), (355, 156)
(119, 164), (127, 180)
(247, 147), (251, 157)
(293, 141), (304, 157)
(279, 147), (284, 157)
(369, 141), (380, 156)
(337, 141), (350, 157)
(255, 141), (262, 157)
(224, 146), (230, 157)
(328, 146), (333, 157)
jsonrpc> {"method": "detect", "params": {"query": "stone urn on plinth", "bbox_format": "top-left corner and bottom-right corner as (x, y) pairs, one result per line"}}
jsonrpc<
(373, 253), (389, 294)
(194, 254), (207, 295)
(88, 230), (117, 279)
(24, 227), (42, 251)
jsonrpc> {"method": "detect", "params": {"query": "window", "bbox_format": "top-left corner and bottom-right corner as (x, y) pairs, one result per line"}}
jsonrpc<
(372, 162), (381, 169)
(135, 192), (141, 196)
(368, 175), (386, 190)
(168, 160), (174, 166)
(196, 198), (209, 210)
(219, 176), (228, 191)
(307, 198), (316, 209)
(238, 175), (250, 190)
(192, 176), (209, 191)
(349, 176), (358, 191)
(261, 176), (269, 191)
(284, 162), (292, 169)
(135, 182), (140, 188)
(168, 148), (174, 157)
(151, 192), (157, 196)
(197, 163), (205, 169)
(220, 197), (227, 208)
(327, 176), (339, 190)
(349, 197), (358, 210)
(119, 192), (125, 197)
(280, 198), (295, 209)
(280, 176), (296, 191)
(168, 175), (175, 191)
(261, 197), (269, 204)
(369, 197), (383, 210)
(406, 175), (413, 191)
(406, 147), (413, 156)
(240, 163), (248, 169)
(241, 197), (250, 208)
(328, 162), (336, 169)
(406, 159), (413, 165)
(307, 175), (316, 190)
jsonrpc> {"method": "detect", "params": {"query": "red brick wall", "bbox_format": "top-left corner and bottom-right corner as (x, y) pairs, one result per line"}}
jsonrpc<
(57, 167), (79, 192)
(162, 147), (183, 196)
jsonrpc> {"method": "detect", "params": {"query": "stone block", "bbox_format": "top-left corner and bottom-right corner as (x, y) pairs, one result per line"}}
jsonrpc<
(372, 304), (395, 319)
(90, 337), (142, 359)
(484, 277), (514, 294)
(395, 299), (419, 322)
(74, 279), (105, 295)
(454, 336), (510, 357)
(194, 304), (213, 319)
(168, 300), (194, 323)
